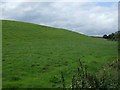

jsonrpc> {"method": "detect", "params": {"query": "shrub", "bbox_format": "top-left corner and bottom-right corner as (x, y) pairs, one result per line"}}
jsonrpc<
(60, 59), (119, 89)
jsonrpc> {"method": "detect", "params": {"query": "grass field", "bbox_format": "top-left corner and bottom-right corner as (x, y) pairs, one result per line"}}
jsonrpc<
(2, 20), (117, 88)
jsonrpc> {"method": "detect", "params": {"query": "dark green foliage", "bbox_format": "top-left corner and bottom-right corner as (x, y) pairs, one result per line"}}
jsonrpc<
(61, 59), (119, 89)
(61, 72), (66, 88)
(103, 31), (119, 41)
(103, 34), (108, 39)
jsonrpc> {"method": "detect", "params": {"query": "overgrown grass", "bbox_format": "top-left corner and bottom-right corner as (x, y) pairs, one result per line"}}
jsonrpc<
(61, 59), (119, 89)
(2, 20), (117, 88)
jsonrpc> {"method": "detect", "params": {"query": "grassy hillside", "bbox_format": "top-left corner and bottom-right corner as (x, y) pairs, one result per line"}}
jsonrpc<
(2, 20), (117, 88)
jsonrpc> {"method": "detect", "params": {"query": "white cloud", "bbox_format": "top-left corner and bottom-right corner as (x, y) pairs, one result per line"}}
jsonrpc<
(1, 2), (118, 36)
(1, 0), (120, 2)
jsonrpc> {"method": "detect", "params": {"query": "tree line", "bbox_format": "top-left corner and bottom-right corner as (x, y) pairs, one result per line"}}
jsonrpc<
(103, 31), (120, 41)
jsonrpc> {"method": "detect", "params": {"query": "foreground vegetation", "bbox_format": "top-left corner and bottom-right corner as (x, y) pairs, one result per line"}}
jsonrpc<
(2, 20), (117, 88)
(61, 59), (119, 88)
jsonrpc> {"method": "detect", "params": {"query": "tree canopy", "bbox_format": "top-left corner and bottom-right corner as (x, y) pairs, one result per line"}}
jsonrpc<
(103, 31), (120, 41)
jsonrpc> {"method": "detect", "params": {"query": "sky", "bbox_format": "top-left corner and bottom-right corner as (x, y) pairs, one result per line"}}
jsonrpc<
(0, 1), (118, 36)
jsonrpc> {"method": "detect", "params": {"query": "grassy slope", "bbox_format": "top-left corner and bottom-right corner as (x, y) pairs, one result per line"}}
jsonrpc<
(2, 20), (117, 88)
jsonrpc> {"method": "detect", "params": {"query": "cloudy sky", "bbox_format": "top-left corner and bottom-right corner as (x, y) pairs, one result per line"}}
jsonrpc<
(1, 1), (118, 36)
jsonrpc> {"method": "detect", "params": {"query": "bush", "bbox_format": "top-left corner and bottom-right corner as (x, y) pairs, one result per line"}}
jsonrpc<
(60, 59), (119, 89)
